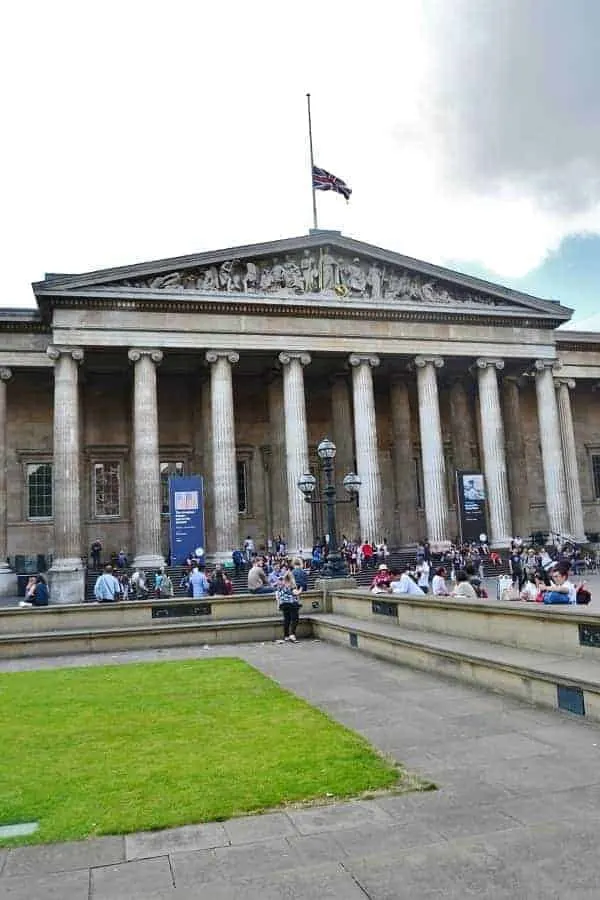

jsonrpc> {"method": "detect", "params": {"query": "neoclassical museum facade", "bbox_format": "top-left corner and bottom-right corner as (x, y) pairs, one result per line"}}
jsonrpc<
(1, 230), (600, 601)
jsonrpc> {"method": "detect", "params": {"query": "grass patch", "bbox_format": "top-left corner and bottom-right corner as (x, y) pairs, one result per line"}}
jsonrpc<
(0, 658), (407, 845)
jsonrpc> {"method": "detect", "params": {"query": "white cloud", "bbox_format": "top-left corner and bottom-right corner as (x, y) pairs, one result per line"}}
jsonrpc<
(1, 0), (599, 307)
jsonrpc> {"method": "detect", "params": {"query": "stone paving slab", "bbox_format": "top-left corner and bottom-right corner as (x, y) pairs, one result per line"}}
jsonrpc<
(2, 639), (600, 898)
(125, 821), (228, 860)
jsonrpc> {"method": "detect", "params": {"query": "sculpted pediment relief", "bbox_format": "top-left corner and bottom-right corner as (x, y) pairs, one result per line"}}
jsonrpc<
(109, 248), (507, 309)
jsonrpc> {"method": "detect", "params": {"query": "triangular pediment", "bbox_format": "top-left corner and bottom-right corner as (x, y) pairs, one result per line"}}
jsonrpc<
(33, 231), (572, 322)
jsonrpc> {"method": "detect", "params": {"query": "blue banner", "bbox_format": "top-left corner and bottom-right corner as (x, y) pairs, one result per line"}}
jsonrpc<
(168, 476), (206, 566)
(456, 471), (489, 544)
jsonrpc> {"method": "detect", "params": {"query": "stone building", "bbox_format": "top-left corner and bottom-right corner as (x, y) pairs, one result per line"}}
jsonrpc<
(1, 230), (599, 601)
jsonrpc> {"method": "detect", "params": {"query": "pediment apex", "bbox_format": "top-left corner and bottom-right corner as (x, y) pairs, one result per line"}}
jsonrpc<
(32, 231), (573, 321)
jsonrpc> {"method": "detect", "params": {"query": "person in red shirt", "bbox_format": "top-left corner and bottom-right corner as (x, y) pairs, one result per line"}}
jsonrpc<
(361, 541), (374, 569)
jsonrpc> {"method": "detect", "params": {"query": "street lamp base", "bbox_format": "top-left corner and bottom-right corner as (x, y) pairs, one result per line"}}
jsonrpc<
(320, 553), (348, 580)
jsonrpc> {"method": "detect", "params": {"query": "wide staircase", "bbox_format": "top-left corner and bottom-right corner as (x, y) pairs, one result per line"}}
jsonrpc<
(84, 549), (509, 601)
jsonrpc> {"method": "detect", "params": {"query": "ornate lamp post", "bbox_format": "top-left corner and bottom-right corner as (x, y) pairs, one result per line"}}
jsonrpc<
(297, 437), (361, 578)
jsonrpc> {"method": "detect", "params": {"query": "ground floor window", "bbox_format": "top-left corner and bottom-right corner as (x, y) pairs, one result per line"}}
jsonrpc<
(160, 461), (185, 513)
(592, 453), (600, 500)
(93, 461), (121, 517)
(27, 462), (53, 519)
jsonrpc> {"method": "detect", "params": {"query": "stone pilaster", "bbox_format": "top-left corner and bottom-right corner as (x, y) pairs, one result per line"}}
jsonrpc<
(449, 379), (477, 470)
(47, 347), (85, 603)
(330, 373), (358, 542)
(348, 354), (383, 543)
(390, 377), (419, 544)
(555, 378), (586, 542)
(475, 358), (512, 547)
(267, 375), (288, 542)
(534, 360), (570, 539)
(415, 356), (448, 546)
(502, 377), (530, 537)
(128, 349), (165, 568)
(278, 352), (313, 556)
(0, 369), (16, 596)
(206, 351), (240, 560)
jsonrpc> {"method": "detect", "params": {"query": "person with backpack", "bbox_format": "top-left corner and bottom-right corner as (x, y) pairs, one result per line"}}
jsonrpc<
(155, 567), (174, 599)
(93, 565), (122, 602)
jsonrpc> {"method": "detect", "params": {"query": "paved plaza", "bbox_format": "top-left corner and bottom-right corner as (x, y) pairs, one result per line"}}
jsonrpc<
(1, 635), (600, 899)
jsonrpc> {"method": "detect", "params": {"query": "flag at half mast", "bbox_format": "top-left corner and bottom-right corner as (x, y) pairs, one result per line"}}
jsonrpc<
(312, 166), (352, 202)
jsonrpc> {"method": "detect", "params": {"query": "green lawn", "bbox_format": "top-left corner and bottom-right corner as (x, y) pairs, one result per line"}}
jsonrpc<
(0, 658), (410, 845)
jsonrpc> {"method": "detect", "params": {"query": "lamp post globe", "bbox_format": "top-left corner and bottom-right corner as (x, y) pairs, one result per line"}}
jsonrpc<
(317, 437), (336, 460)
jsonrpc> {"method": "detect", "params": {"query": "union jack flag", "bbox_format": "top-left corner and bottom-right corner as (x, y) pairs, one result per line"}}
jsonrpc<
(312, 166), (352, 201)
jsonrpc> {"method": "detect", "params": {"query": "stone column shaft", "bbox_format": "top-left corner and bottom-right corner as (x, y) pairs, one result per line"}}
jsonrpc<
(331, 374), (358, 541)
(502, 378), (530, 537)
(390, 378), (419, 544)
(534, 361), (569, 538)
(0, 369), (15, 594)
(47, 347), (85, 603)
(349, 354), (383, 542)
(415, 356), (448, 545)
(556, 378), (586, 542)
(129, 349), (165, 568)
(268, 377), (288, 542)
(279, 352), (313, 555)
(206, 351), (240, 558)
(475, 358), (512, 547)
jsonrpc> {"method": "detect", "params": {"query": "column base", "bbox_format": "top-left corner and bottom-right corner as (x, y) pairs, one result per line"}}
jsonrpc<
(49, 562), (85, 605)
(133, 553), (165, 570)
(0, 567), (17, 598)
(206, 551), (232, 566)
(490, 538), (512, 550)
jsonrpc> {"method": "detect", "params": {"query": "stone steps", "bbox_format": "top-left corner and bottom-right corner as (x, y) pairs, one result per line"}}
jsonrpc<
(311, 612), (600, 722)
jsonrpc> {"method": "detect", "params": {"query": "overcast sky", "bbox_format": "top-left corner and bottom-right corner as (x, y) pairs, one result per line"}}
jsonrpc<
(2, 0), (599, 319)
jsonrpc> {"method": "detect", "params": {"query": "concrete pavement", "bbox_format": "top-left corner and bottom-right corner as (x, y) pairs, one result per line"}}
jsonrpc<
(1, 640), (600, 898)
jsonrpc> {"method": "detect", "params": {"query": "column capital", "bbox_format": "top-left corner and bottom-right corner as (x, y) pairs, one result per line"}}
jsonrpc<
(348, 354), (380, 369)
(128, 348), (163, 365)
(47, 346), (84, 364)
(475, 357), (504, 371)
(205, 350), (240, 365)
(0, 367), (12, 382)
(278, 351), (311, 367)
(414, 355), (444, 369)
(533, 359), (558, 373)
(554, 377), (576, 390)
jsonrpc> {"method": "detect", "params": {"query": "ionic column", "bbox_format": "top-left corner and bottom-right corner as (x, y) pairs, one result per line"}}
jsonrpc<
(128, 349), (165, 568)
(0, 369), (16, 595)
(47, 347), (85, 603)
(414, 356), (447, 545)
(267, 375), (288, 542)
(390, 377), (418, 543)
(475, 358), (512, 547)
(278, 352), (313, 555)
(555, 378), (586, 542)
(348, 354), (383, 542)
(206, 351), (240, 559)
(534, 360), (569, 539)
(331, 373), (358, 541)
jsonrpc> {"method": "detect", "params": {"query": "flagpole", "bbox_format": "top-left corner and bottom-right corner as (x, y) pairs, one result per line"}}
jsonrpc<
(306, 93), (318, 230)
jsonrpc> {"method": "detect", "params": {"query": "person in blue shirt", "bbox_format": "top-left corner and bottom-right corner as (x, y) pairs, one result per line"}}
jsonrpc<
(292, 557), (308, 593)
(189, 565), (210, 598)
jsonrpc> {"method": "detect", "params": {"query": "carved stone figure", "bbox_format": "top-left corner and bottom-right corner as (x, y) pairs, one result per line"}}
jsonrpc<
(149, 272), (182, 290)
(270, 258), (286, 291)
(343, 258), (367, 294)
(242, 261), (259, 292)
(367, 263), (383, 299)
(300, 250), (317, 293)
(200, 266), (219, 291)
(321, 249), (338, 291)
(283, 256), (303, 292)
(259, 266), (273, 291)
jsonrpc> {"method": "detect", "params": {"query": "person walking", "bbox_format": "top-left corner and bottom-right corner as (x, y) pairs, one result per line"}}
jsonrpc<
(276, 570), (302, 642)
(93, 565), (122, 602)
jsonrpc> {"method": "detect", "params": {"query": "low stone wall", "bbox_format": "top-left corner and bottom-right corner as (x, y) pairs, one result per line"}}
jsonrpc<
(0, 591), (323, 636)
(330, 590), (600, 657)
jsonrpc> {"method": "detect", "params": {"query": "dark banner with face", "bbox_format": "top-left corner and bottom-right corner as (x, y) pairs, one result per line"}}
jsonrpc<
(456, 471), (488, 544)
(168, 475), (206, 565)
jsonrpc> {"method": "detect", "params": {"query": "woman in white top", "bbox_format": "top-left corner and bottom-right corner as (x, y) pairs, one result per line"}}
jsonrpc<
(431, 566), (449, 596)
(417, 560), (430, 593)
(451, 570), (478, 600)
